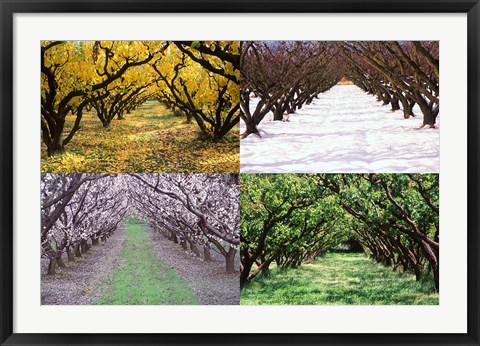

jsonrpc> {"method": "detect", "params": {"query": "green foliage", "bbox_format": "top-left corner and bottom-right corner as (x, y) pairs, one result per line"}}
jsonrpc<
(241, 173), (439, 293)
(240, 174), (349, 285)
(96, 219), (199, 305)
(240, 253), (438, 305)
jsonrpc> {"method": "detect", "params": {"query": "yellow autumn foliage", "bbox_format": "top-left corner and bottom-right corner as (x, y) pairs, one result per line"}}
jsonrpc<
(41, 41), (240, 171)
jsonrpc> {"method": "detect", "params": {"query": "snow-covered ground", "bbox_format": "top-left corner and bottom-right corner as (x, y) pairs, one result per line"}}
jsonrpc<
(240, 85), (439, 173)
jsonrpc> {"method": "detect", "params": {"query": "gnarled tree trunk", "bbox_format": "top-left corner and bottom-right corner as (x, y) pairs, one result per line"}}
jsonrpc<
(225, 246), (237, 274)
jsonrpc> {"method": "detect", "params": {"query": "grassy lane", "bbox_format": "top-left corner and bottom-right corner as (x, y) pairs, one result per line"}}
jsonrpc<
(240, 253), (438, 305)
(96, 218), (199, 305)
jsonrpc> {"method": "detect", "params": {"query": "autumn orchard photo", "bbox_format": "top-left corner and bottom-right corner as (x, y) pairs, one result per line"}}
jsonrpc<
(41, 41), (240, 173)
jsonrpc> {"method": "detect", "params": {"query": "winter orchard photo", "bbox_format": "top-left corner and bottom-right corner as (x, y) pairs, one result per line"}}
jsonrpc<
(240, 41), (439, 173)
(41, 41), (240, 173)
(41, 173), (240, 305)
(240, 173), (439, 305)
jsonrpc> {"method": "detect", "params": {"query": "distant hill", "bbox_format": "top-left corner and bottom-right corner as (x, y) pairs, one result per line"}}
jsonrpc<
(337, 77), (353, 85)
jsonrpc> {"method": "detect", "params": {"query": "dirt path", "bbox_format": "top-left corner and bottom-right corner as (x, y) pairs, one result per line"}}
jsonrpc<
(41, 226), (126, 305)
(149, 228), (240, 305)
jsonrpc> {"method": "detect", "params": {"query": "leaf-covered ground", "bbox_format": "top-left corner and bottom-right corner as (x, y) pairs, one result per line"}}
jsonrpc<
(41, 100), (239, 173)
(240, 252), (439, 305)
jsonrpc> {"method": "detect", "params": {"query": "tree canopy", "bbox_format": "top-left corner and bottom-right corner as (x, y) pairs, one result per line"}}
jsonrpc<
(240, 174), (439, 290)
(41, 40), (240, 156)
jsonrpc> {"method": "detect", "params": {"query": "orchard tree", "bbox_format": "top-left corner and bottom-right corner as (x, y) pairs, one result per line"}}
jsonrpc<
(42, 173), (240, 275)
(240, 174), (343, 285)
(90, 64), (157, 127)
(240, 40), (440, 139)
(41, 41), (165, 155)
(130, 174), (240, 273)
(240, 174), (439, 291)
(152, 41), (240, 140)
(41, 173), (127, 274)
(240, 41), (341, 137)
(318, 173), (439, 290)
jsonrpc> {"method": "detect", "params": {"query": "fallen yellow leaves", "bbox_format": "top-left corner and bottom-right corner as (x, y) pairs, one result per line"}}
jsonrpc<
(41, 100), (239, 173)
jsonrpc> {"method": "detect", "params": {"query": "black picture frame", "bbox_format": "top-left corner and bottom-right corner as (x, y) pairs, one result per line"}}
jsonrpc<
(1, 1), (479, 345)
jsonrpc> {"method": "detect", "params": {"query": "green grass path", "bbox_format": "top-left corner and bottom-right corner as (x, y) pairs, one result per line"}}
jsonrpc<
(240, 253), (438, 305)
(96, 218), (199, 305)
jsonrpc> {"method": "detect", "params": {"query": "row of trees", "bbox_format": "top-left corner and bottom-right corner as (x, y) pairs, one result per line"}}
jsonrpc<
(240, 41), (439, 137)
(240, 174), (342, 284)
(240, 41), (341, 137)
(41, 174), (127, 274)
(41, 41), (240, 156)
(41, 174), (240, 275)
(342, 41), (439, 127)
(240, 174), (439, 291)
(129, 174), (240, 273)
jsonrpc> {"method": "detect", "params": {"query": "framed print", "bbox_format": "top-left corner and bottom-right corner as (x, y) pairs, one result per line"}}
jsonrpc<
(1, 1), (479, 346)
